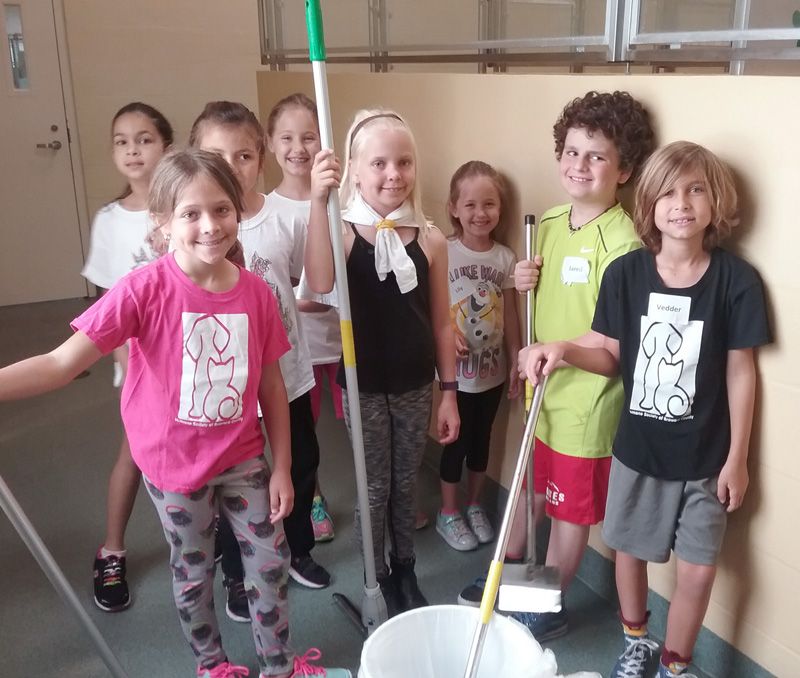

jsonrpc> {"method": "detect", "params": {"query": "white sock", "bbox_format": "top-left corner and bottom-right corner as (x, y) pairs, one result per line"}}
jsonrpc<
(100, 546), (127, 559)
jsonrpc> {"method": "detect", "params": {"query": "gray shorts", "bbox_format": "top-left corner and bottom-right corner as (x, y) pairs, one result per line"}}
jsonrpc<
(602, 457), (727, 566)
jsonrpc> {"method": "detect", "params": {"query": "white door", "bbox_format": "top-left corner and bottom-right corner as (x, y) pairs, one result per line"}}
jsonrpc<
(0, 0), (87, 306)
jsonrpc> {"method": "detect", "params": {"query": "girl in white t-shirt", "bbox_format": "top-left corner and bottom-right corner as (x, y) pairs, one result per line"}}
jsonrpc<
(81, 102), (173, 612)
(190, 99), (332, 613)
(436, 161), (521, 552)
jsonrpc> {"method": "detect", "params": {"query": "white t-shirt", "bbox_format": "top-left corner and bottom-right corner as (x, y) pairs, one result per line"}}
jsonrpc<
(238, 192), (314, 402)
(81, 202), (158, 289)
(297, 274), (342, 365)
(447, 238), (516, 393)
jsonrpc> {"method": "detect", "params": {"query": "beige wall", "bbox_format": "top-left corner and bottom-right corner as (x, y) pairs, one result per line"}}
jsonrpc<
(257, 70), (799, 676)
(62, 0), (261, 217)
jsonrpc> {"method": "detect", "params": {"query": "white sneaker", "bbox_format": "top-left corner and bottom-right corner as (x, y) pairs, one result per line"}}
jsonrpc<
(436, 511), (478, 551)
(465, 505), (494, 544)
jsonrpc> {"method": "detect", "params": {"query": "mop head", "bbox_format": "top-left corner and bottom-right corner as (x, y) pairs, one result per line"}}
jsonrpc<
(498, 564), (562, 613)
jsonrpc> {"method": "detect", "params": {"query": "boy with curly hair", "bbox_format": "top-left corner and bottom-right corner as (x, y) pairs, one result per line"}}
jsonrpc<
(459, 91), (656, 641)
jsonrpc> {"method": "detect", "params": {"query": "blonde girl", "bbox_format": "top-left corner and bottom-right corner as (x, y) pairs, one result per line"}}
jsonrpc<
(81, 102), (172, 612)
(306, 109), (459, 615)
(435, 161), (521, 553)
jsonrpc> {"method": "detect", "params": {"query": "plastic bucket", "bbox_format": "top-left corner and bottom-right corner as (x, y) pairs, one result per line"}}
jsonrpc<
(358, 604), (550, 678)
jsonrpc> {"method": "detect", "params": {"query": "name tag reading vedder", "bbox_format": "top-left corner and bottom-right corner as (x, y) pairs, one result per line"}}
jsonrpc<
(647, 293), (691, 325)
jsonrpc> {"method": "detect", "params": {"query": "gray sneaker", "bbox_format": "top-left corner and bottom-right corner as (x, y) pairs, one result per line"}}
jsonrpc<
(436, 511), (478, 551)
(610, 635), (660, 678)
(465, 505), (494, 544)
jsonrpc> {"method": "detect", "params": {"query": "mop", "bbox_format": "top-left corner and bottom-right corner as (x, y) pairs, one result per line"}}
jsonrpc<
(498, 214), (561, 615)
(304, 0), (387, 638)
(0, 474), (129, 677)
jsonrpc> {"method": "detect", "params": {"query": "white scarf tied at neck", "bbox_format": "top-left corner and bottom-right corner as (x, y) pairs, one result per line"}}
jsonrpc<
(341, 192), (420, 293)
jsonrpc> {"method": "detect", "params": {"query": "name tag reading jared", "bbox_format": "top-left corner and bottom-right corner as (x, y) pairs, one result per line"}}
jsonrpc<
(561, 256), (590, 285)
(647, 292), (691, 325)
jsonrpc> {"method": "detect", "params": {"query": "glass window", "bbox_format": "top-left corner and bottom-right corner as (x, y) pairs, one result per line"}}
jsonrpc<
(639, 0), (800, 33)
(4, 4), (28, 90)
(506, 0), (607, 39)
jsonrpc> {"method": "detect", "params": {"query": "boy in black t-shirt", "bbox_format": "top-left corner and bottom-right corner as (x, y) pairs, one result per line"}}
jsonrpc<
(517, 141), (770, 678)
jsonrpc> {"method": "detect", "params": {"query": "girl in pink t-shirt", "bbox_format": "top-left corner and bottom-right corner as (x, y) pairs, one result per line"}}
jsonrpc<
(0, 149), (351, 678)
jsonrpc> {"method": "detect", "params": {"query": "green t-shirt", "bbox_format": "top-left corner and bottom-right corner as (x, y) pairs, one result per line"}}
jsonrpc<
(532, 203), (640, 459)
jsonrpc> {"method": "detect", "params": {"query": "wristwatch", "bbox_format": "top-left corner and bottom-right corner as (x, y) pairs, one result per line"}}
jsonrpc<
(438, 380), (458, 391)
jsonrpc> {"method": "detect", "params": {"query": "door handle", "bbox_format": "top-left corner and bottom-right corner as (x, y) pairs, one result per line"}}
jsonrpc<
(36, 140), (62, 150)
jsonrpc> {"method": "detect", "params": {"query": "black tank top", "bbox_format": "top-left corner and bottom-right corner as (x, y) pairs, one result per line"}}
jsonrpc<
(336, 224), (435, 394)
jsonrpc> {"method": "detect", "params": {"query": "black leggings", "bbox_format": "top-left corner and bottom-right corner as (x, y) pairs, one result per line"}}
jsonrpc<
(439, 384), (504, 484)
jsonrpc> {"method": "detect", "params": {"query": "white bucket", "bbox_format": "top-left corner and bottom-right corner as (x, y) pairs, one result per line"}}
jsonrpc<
(358, 604), (562, 678)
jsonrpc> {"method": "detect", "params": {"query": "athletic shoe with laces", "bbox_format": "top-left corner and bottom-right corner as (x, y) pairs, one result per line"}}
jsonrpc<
(288, 555), (331, 589)
(457, 575), (486, 607)
(436, 510), (478, 551)
(197, 661), (249, 677)
(269, 648), (351, 678)
(610, 636), (660, 678)
(510, 606), (568, 642)
(93, 552), (131, 612)
(311, 496), (335, 542)
(465, 505), (495, 544)
(223, 576), (250, 622)
(655, 660), (698, 678)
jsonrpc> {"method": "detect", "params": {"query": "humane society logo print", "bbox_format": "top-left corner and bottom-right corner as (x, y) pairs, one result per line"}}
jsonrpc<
(629, 293), (702, 422)
(177, 313), (249, 427)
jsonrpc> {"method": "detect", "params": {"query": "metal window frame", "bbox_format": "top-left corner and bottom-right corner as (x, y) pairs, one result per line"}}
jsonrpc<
(258, 0), (800, 72)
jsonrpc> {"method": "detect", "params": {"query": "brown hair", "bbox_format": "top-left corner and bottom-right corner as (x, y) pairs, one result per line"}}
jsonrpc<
(147, 149), (245, 256)
(111, 102), (173, 202)
(447, 160), (509, 242)
(634, 141), (739, 254)
(266, 92), (318, 137)
(553, 91), (655, 181)
(188, 100), (265, 166)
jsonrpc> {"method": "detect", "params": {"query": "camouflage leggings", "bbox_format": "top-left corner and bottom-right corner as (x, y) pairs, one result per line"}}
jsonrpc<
(144, 456), (292, 676)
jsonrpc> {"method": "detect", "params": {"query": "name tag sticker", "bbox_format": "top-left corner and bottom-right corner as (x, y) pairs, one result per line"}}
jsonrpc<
(561, 256), (590, 285)
(647, 292), (691, 324)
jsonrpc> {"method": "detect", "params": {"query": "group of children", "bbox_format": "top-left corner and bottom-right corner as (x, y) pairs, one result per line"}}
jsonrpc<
(0, 85), (769, 678)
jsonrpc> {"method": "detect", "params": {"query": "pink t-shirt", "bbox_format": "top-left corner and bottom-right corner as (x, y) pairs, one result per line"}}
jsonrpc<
(72, 254), (290, 493)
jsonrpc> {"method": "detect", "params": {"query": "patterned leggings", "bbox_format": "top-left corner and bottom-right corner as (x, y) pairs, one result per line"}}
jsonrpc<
(343, 384), (432, 578)
(144, 456), (292, 676)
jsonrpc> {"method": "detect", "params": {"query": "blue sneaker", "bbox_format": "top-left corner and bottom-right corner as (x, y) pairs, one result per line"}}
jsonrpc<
(655, 659), (698, 677)
(510, 606), (568, 642)
(457, 575), (486, 607)
(609, 636), (660, 678)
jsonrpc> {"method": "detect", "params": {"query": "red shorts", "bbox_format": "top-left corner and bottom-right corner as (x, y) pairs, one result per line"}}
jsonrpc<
(530, 438), (611, 525)
(309, 363), (344, 422)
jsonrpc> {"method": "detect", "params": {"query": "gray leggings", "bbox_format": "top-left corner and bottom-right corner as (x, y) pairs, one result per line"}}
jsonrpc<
(343, 384), (432, 578)
(144, 456), (292, 676)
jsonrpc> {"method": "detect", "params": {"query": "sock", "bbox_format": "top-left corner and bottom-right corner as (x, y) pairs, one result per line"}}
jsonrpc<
(661, 648), (692, 674)
(99, 546), (126, 559)
(440, 508), (459, 516)
(619, 610), (651, 638)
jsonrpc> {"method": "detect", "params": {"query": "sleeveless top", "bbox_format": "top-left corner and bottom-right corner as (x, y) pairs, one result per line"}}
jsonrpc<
(336, 223), (435, 394)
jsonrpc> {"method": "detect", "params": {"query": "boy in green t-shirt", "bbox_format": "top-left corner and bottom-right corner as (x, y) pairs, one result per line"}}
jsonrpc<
(459, 91), (655, 641)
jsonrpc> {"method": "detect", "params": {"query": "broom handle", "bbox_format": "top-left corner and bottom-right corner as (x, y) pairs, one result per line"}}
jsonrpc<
(0, 474), (129, 677)
(524, 214), (537, 564)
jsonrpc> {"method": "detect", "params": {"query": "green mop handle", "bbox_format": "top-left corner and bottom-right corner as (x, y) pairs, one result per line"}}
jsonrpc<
(305, 0), (380, 596)
(463, 377), (548, 678)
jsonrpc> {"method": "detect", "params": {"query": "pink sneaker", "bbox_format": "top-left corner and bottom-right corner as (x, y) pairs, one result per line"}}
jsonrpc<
(268, 648), (351, 677)
(311, 496), (335, 542)
(197, 661), (249, 677)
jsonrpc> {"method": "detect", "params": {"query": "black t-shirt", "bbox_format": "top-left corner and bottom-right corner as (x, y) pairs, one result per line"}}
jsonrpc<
(593, 248), (770, 480)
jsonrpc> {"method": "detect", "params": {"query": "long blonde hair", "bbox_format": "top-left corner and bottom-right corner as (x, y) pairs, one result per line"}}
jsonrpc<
(340, 108), (430, 232)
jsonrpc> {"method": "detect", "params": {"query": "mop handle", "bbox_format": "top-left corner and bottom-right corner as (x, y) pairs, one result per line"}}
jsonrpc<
(305, 0), (379, 596)
(523, 214), (537, 564)
(0, 474), (129, 677)
(463, 377), (548, 678)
